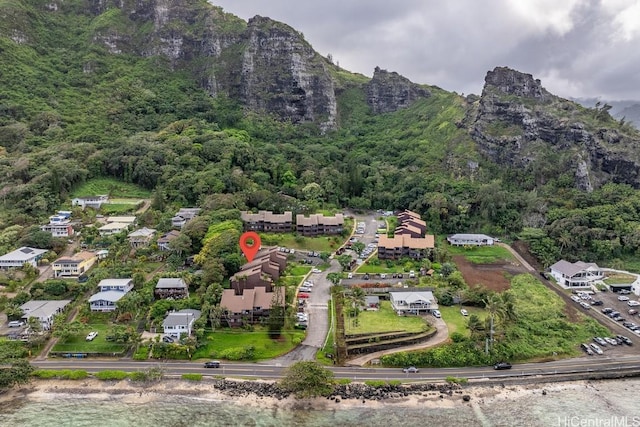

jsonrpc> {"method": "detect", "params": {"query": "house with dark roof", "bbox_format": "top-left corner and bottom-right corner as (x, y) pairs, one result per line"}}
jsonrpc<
(240, 211), (293, 233)
(154, 278), (189, 299)
(220, 287), (284, 327)
(394, 224), (423, 238)
(549, 260), (604, 289)
(171, 208), (201, 229)
(0, 247), (48, 270)
(296, 213), (345, 236)
(157, 230), (181, 251)
(230, 246), (288, 295)
(377, 235), (435, 260)
(162, 309), (201, 339)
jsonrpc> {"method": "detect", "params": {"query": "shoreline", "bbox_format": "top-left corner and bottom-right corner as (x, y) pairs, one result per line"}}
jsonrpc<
(0, 376), (615, 411)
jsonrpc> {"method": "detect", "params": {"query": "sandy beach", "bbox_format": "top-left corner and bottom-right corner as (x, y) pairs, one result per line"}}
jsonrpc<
(0, 377), (600, 411)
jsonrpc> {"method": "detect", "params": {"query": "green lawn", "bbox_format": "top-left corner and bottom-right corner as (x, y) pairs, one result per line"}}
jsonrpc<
(344, 301), (429, 335)
(52, 324), (127, 354)
(192, 328), (305, 360)
(71, 178), (151, 198)
(260, 233), (344, 253)
(99, 203), (138, 215)
(603, 272), (636, 285)
(439, 305), (487, 337)
(281, 275), (305, 286)
(446, 244), (514, 264)
(288, 265), (312, 276)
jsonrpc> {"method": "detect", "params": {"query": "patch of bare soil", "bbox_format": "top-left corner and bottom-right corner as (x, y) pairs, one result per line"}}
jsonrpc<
(454, 255), (528, 292)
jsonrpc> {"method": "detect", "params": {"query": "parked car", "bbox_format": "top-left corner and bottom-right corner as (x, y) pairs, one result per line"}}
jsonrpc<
(619, 290), (631, 295)
(402, 366), (419, 373)
(604, 337), (618, 346)
(347, 273), (353, 279)
(591, 300), (604, 306)
(432, 309), (442, 318)
(580, 343), (594, 355)
(204, 361), (221, 368)
(629, 309), (638, 315)
(312, 268), (321, 274)
(628, 301), (640, 307)
(602, 307), (614, 314)
(589, 343), (604, 355)
(8, 320), (26, 328)
(493, 362), (512, 370)
(593, 337), (608, 346)
(618, 295), (630, 301)
(85, 331), (98, 341)
(616, 335), (633, 346)
(460, 309), (469, 316)
(298, 293), (310, 299)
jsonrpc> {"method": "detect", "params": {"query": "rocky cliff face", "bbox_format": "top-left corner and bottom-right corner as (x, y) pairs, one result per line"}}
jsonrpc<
(365, 67), (430, 114)
(471, 67), (640, 190)
(83, 1), (337, 130)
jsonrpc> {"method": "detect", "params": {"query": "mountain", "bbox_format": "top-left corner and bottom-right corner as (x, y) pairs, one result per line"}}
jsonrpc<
(2, 0), (640, 264)
(572, 98), (640, 129)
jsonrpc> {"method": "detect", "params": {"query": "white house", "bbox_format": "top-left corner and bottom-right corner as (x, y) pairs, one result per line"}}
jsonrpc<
(171, 208), (201, 228)
(389, 291), (437, 315)
(0, 247), (48, 270)
(20, 300), (72, 330)
(98, 222), (131, 236)
(447, 234), (495, 246)
(72, 195), (109, 210)
(549, 260), (604, 289)
(162, 309), (201, 339)
(128, 227), (156, 248)
(89, 279), (134, 312)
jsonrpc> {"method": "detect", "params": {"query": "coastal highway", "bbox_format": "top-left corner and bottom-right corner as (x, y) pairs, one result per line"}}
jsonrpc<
(32, 355), (640, 381)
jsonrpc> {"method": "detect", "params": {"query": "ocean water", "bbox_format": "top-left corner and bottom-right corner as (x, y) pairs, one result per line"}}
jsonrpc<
(1, 378), (638, 427)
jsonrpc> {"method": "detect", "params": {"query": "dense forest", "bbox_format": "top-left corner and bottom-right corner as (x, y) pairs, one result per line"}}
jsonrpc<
(2, 0), (640, 270)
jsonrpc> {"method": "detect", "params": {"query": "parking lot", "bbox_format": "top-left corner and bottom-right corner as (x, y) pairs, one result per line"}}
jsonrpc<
(567, 289), (640, 356)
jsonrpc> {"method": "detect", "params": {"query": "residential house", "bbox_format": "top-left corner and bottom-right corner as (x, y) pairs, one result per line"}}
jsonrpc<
(128, 227), (156, 248)
(446, 234), (495, 246)
(377, 234), (435, 260)
(296, 213), (345, 236)
(220, 287), (284, 327)
(88, 278), (134, 312)
(98, 222), (131, 236)
(157, 230), (181, 251)
(20, 300), (72, 330)
(254, 246), (288, 272)
(162, 309), (201, 339)
(171, 208), (201, 229)
(389, 291), (437, 315)
(549, 260), (604, 289)
(0, 247), (48, 270)
(106, 216), (137, 225)
(40, 221), (74, 238)
(240, 210), (293, 233)
(154, 278), (189, 299)
(52, 251), (97, 278)
(71, 195), (109, 210)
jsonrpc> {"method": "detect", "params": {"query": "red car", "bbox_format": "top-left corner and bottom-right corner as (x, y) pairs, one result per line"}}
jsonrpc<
(298, 293), (310, 299)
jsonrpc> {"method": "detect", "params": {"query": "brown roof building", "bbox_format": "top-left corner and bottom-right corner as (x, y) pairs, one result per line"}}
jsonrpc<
(394, 224), (423, 238)
(240, 211), (292, 233)
(220, 287), (285, 327)
(397, 210), (421, 222)
(296, 213), (345, 236)
(377, 234), (435, 260)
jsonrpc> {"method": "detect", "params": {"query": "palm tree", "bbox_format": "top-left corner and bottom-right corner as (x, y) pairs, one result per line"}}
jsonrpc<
(466, 314), (485, 341)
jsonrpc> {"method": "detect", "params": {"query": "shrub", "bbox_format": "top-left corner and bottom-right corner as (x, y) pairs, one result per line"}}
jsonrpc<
(133, 345), (150, 361)
(364, 380), (387, 388)
(31, 370), (88, 380)
(334, 378), (351, 385)
(445, 376), (468, 384)
(182, 373), (203, 381)
(95, 370), (128, 381)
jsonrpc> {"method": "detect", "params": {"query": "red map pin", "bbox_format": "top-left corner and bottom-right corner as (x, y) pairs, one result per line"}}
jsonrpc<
(239, 231), (261, 263)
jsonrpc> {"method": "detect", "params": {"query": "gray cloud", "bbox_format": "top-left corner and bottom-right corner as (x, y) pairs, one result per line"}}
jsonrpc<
(210, 0), (640, 100)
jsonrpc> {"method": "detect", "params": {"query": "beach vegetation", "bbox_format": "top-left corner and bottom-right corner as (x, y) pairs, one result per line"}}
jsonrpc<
(31, 369), (88, 380)
(95, 370), (129, 381)
(280, 361), (334, 398)
(181, 373), (203, 381)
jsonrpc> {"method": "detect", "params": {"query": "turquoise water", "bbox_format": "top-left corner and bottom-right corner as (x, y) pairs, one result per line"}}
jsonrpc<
(1, 379), (638, 427)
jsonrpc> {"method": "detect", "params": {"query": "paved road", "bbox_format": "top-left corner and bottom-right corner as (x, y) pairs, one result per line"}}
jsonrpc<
(32, 354), (640, 381)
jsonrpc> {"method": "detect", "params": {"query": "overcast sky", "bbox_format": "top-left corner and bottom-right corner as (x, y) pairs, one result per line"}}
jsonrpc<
(210, 0), (640, 101)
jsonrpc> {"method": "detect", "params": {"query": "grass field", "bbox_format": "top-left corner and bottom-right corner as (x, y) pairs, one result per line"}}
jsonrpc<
(344, 301), (429, 335)
(71, 178), (151, 198)
(288, 265), (312, 276)
(446, 244), (514, 264)
(52, 324), (127, 354)
(260, 233), (343, 253)
(355, 263), (406, 274)
(439, 305), (487, 337)
(192, 328), (305, 360)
